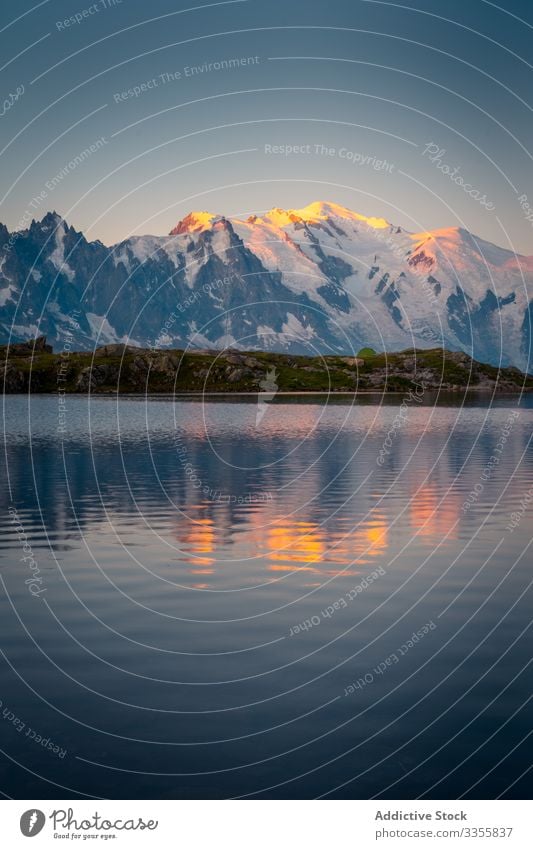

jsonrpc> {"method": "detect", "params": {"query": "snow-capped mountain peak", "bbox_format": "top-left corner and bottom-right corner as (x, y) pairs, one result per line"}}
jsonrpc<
(1, 203), (531, 371)
(243, 201), (393, 232)
(169, 211), (223, 235)
(290, 200), (392, 230)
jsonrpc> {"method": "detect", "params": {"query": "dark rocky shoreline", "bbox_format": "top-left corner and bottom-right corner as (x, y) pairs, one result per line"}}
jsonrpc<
(2, 338), (531, 394)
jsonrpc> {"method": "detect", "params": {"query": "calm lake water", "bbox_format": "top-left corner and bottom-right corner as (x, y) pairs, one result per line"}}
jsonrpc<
(1, 394), (532, 799)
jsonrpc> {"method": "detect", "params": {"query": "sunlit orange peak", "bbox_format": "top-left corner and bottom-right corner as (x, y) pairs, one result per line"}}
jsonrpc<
(410, 226), (464, 246)
(169, 211), (220, 235)
(263, 201), (391, 230)
(261, 207), (298, 227)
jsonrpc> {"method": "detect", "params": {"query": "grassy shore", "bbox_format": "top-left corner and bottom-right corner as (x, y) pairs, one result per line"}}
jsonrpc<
(2, 339), (531, 394)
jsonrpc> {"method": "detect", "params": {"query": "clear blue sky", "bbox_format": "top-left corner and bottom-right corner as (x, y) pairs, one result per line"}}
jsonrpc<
(1, 0), (532, 253)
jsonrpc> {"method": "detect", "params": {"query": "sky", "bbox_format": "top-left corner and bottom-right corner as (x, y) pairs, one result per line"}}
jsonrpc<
(1, 0), (532, 253)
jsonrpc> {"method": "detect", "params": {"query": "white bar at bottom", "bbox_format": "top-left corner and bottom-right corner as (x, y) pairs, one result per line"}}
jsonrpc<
(1, 799), (529, 847)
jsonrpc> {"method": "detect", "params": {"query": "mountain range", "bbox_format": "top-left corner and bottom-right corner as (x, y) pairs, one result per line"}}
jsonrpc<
(1, 201), (531, 370)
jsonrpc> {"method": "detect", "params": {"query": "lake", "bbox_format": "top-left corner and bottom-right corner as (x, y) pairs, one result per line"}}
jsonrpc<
(1, 393), (532, 799)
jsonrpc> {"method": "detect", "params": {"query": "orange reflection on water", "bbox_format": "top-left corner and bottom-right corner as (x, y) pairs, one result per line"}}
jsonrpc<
(181, 517), (216, 566)
(267, 522), (325, 564)
(410, 485), (459, 540)
(361, 519), (388, 553)
(174, 504), (390, 585)
(265, 512), (389, 574)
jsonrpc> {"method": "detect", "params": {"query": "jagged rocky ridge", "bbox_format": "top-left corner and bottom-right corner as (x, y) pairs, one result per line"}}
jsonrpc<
(0, 202), (532, 370)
